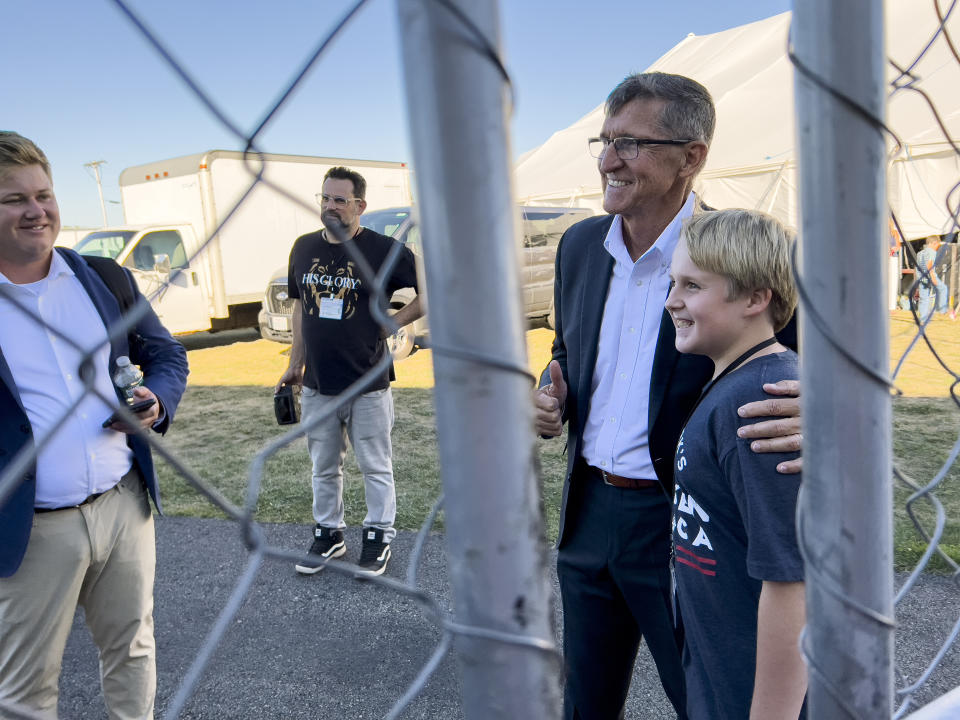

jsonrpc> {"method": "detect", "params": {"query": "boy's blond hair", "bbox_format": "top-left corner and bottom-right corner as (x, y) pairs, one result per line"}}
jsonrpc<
(0, 132), (51, 180)
(681, 209), (797, 332)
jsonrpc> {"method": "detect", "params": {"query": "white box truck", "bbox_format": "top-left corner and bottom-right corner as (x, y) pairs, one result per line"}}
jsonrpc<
(72, 150), (412, 334)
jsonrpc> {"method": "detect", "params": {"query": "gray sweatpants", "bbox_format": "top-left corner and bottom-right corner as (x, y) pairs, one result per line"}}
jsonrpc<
(300, 386), (397, 543)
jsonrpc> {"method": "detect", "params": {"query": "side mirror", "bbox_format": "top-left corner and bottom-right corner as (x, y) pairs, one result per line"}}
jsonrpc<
(153, 253), (171, 275)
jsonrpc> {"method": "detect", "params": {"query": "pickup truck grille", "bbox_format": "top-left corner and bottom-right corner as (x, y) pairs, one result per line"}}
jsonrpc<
(266, 283), (295, 315)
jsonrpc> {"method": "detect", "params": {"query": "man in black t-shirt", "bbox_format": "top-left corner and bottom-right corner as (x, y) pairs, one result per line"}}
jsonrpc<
(276, 167), (421, 578)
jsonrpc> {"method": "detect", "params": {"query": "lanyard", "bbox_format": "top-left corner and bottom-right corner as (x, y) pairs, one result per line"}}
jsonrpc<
(681, 337), (779, 431)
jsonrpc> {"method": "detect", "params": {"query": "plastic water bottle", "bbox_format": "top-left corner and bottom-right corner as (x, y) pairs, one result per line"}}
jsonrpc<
(112, 356), (144, 406)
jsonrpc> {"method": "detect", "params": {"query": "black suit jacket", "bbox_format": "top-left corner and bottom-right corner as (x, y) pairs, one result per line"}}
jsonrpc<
(541, 214), (796, 547)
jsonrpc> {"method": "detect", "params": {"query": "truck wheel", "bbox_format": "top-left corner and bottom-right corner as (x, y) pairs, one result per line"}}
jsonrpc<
(388, 322), (415, 362)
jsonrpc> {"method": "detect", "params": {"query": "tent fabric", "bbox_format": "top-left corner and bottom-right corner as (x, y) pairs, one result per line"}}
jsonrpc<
(514, 1), (960, 239)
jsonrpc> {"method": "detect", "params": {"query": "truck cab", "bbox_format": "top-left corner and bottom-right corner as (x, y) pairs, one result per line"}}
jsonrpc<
(74, 225), (213, 335)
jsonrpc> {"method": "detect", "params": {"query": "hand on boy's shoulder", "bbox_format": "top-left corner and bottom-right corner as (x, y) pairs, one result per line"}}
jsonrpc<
(737, 379), (802, 474)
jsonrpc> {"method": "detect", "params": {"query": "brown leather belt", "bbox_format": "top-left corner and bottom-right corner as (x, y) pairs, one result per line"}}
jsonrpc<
(586, 464), (659, 490)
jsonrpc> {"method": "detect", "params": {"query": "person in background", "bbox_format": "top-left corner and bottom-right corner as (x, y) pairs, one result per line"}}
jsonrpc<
(916, 234), (946, 321)
(276, 166), (422, 579)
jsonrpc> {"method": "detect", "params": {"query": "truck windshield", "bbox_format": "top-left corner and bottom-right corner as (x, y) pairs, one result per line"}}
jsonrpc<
(361, 209), (411, 238)
(74, 231), (137, 259)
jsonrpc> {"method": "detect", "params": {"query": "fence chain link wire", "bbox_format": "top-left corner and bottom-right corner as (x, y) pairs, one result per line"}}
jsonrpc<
(0, 1), (556, 718)
(789, 2), (960, 717)
(3, 1), (960, 718)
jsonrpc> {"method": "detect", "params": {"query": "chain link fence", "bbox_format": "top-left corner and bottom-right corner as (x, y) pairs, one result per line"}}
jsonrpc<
(789, 1), (959, 717)
(889, 2), (960, 697)
(2, 0), (959, 718)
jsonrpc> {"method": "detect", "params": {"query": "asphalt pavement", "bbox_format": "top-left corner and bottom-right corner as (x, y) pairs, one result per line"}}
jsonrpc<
(57, 516), (960, 719)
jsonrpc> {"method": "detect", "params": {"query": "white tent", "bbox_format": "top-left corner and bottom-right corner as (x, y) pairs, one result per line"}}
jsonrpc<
(514, 1), (960, 239)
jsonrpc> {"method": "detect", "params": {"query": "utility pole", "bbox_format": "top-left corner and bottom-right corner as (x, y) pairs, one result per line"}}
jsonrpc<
(84, 160), (109, 226)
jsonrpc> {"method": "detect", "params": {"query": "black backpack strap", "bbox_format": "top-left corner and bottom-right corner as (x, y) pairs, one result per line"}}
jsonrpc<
(83, 255), (136, 314)
(81, 255), (145, 360)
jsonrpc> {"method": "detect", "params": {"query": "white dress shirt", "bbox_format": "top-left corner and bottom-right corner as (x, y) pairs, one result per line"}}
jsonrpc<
(0, 251), (133, 507)
(581, 192), (696, 479)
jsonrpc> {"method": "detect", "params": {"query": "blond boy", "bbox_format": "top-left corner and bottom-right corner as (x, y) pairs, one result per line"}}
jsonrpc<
(666, 209), (806, 719)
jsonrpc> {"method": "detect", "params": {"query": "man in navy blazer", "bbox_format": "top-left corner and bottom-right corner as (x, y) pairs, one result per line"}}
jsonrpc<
(0, 132), (188, 719)
(534, 75), (800, 719)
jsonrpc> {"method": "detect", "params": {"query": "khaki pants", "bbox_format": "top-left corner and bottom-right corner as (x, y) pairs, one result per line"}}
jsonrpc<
(0, 469), (156, 720)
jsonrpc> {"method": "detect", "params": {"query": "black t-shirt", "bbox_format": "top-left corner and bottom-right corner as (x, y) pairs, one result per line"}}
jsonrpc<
(672, 351), (805, 720)
(287, 227), (418, 394)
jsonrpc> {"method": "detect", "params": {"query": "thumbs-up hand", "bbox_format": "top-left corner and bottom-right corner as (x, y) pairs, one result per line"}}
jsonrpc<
(534, 360), (568, 437)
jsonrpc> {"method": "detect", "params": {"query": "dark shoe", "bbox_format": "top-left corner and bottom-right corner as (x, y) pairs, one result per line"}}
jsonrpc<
(355, 527), (391, 578)
(295, 526), (346, 575)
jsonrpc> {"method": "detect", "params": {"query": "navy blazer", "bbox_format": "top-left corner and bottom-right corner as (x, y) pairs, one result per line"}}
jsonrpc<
(0, 248), (189, 577)
(542, 214), (796, 547)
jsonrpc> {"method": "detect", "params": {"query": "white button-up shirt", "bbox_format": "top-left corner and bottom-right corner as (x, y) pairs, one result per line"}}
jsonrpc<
(0, 251), (133, 507)
(581, 193), (696, 479)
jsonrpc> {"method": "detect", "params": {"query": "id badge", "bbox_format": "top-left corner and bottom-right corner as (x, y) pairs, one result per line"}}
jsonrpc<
(319, 296), (343, 320)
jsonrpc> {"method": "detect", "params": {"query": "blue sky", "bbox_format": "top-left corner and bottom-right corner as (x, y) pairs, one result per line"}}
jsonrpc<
(3, 0), (790, 227)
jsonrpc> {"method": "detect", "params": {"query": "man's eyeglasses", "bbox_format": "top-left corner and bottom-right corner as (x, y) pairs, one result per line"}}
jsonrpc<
(316, 193), (359, 208)
(587, 136), (692, 160)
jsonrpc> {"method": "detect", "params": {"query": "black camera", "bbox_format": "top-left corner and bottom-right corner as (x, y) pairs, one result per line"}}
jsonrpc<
(274, 384), (301, 425)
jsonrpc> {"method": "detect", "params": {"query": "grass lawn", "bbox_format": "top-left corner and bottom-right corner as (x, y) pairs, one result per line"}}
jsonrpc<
(893, 397), (960, 572)
(157, 316), (960, 569)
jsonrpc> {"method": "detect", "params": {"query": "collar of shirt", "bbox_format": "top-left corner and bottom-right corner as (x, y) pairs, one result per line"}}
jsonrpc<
(602, 192), (693, 272)
(0, 248), (73, 291)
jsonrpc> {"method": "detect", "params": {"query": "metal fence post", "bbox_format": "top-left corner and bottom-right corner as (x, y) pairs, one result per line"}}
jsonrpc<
(794, 1), (895, 717)
(395, 0), (561, 717)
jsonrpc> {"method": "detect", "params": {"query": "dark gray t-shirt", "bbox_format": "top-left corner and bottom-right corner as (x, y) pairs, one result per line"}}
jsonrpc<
(672, 351), (804, 720)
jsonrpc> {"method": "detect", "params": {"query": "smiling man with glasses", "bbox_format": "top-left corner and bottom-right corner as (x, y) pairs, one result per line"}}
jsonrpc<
(534, 73), (802, 719)
(277, 166), (422, 579)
